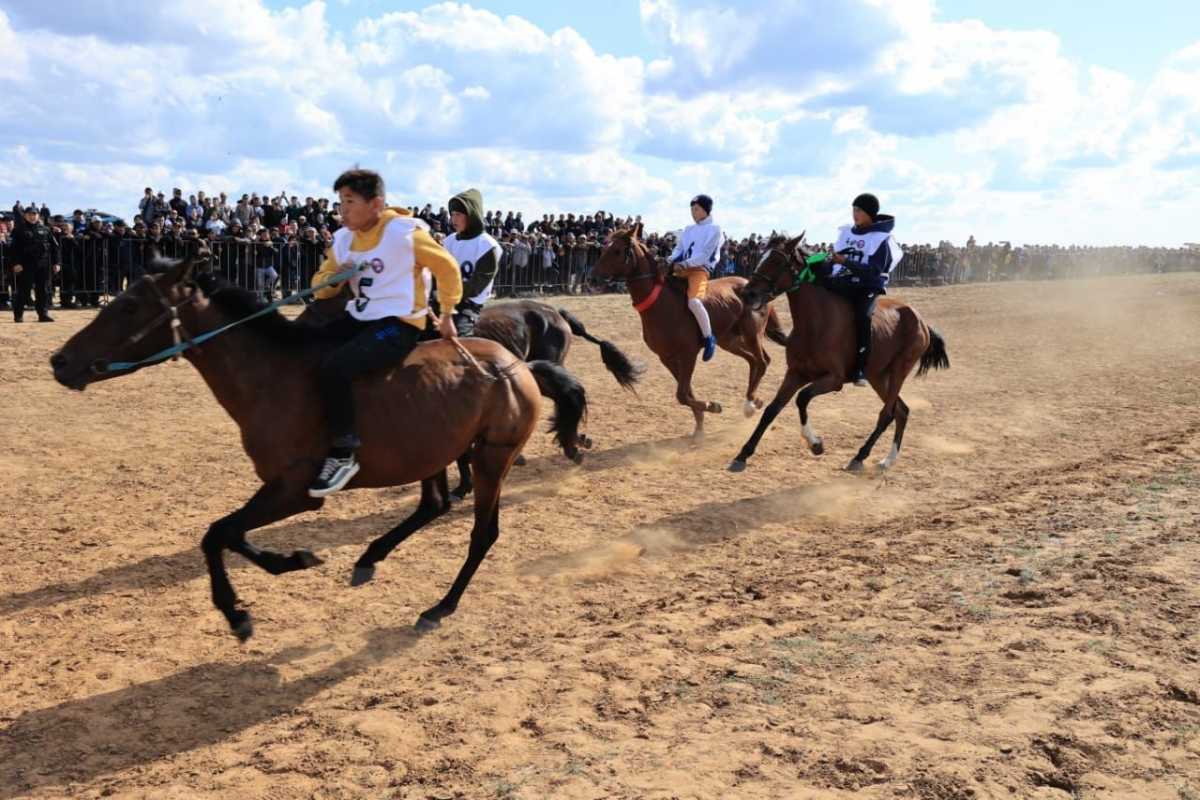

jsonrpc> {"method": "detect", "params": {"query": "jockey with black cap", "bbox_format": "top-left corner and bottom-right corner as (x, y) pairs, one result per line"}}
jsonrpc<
(825, 192), (902, 386)
(668, 194), (724, 361)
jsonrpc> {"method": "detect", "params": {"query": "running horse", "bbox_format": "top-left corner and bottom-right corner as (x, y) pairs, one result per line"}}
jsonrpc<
(590, 223), (789, 439)
(729, 233), (949, 473)
(49, 252), (563, 640)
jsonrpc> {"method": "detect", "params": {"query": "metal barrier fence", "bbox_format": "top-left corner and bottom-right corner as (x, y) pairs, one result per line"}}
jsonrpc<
(2, 235), (1197, 308)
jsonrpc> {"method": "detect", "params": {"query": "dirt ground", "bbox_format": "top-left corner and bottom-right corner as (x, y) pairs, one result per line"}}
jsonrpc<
(2, 273), (1199, 799)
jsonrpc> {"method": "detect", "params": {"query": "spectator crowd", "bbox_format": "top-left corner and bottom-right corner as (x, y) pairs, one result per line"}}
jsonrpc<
(3, 186), (1198, 313)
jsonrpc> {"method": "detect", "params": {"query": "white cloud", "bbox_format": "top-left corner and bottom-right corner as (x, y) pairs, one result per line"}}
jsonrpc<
(0, 1), (1197, 245)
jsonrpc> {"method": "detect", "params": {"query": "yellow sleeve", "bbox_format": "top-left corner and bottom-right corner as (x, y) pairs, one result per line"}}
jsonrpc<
(414, 228), (463, 312)
(310, 246), (344, 300)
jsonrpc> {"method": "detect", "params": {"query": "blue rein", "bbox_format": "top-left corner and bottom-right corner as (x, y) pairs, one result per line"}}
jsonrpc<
(102, 266), (359, 373)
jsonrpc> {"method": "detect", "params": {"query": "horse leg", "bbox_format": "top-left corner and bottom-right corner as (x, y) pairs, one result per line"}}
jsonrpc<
(728, 369), (807, 472)
(723, 325), (770, 418)
(846, 375), (899, 473)
(879, 397), (910, 470)
(795, 374), (845, 456)
(416, 442), (513, 631)
(202, 475), (324, 640)
(351, 472), (453, 586)
(450, 451), (473, 501)
(665, 355), (718, 440)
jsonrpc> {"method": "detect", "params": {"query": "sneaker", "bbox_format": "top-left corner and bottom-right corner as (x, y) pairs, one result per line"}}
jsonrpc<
(701, 335), (717, 362)
(13, 317), (23, 324)
(308, 453), (360, 498)
(37, 314), (55, 323)
(849, 370), (868, 387)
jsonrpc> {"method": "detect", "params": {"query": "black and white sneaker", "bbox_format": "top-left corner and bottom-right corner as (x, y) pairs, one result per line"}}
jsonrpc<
(308, 454), (360, 498)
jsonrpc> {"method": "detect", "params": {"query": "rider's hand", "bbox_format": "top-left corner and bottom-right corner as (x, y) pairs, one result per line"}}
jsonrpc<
(439, 313), (458, 339)
(12, 264), (22, 274)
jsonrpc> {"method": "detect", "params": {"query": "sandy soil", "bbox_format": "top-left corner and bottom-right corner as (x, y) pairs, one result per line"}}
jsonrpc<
(2, 274), (1199, 799)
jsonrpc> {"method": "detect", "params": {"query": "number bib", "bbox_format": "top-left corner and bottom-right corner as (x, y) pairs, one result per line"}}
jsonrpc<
(331, 217), (426, 322)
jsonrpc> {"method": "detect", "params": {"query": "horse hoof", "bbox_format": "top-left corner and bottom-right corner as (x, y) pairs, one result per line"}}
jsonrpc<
(569, 450), (584, 465)
(845, 459), (865, 474)
(579, 434), (594, 450)
(414, 614), (441, 633)
(232, 613), (254, 642)
(728, 459), (747, 473)
(811, 440), (825, 456)
(742, 400), (757, 418)
(350, 565), (376, 587)
(708, 402), (723, 414)
(449, 488), (470, 504)
(514, 454), (527, 467)
(294, 549), (323, 569)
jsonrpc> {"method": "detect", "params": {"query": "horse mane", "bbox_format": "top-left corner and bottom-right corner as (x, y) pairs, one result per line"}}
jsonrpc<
(191, 271), (342, 348)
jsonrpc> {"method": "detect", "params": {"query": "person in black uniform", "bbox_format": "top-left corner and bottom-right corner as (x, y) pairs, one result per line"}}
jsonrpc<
(9, 204), (60, 323)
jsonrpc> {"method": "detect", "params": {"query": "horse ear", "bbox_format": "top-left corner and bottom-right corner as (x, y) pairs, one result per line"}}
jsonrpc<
(632, 221), (643, 240)
(798, 230), (806, 243)
(168, 252), (198, 284)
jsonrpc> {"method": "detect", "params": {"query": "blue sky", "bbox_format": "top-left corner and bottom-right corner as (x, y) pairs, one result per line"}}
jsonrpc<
(2, 1), (1198, 245)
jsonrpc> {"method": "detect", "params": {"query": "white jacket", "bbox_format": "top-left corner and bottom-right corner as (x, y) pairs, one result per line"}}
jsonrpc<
(668, 215), (724, 272)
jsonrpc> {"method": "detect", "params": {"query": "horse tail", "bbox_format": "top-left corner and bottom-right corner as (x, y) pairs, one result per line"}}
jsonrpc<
(528, 360), (588, 463)
(557, 308), (643, 392)
(765, 305), (789, 347)
(917, 327), (950, 377)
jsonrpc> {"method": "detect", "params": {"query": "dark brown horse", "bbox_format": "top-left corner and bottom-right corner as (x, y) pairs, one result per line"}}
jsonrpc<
(729, 234), (949, 473)
(590, 224), (789, 439)
(50, 253), (548, 640)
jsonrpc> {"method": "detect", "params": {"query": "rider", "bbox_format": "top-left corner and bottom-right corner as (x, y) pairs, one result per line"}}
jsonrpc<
(306, 168), (464, 498)
(437, 188), (501, 337)
(668, 194), (724, 361)
(827, 193), (902, 387)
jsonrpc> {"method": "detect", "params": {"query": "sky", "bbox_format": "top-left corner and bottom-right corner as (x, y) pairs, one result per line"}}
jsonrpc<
(1, 0), (1197, 245)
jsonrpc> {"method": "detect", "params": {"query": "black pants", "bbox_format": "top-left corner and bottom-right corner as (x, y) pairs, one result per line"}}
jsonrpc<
(14, 265), (50, 320)
(825, 282), (878, 373)
(317, 314), (421, 451)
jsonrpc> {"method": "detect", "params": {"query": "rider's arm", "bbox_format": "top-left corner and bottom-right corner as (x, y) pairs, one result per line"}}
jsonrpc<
(413, 228), (463, 312)
(310, 246), (344, 299)
(462, 245), (499, 302)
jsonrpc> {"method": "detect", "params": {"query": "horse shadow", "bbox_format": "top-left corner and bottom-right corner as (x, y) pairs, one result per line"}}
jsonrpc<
(0, 436), (691, 619)
(0, 626), (421, 799)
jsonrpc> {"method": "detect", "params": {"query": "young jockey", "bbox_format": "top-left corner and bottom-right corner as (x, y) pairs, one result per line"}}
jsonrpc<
(668, 194), (724, 361)
(307, 169), (463, 497)
(827, 193), (903, 387)
(439, 188), (501, 336)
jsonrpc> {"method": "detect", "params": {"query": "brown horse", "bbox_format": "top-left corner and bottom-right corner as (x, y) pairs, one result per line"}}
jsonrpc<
(729, 234), (949, 473)
(591, 224), (789, 438)
(50, 253), (545, 640)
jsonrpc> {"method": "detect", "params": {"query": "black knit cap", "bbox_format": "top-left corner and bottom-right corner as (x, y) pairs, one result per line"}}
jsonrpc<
(690, 194), (713, 215)
(852, 193), (880, 219)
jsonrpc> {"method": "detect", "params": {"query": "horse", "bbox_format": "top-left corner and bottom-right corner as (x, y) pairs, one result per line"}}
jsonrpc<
(590, 223), (789, 439)
(49, 252), (564, 640)
(299, 294), (642, 497)
(728, 233), (949, 474)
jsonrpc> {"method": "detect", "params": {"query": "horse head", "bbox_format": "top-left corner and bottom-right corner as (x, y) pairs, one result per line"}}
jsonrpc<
(50, 250), (210, 389)
(741, 231), (810, 311)
(592, 223), (660, 288)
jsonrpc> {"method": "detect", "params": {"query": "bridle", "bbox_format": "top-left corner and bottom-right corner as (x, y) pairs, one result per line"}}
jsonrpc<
(747, 240), (819, 301)
(92, 276), (201, 374)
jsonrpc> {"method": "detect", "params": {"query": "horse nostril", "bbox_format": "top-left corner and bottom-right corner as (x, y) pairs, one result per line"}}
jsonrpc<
(50, 352), (68, 370)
